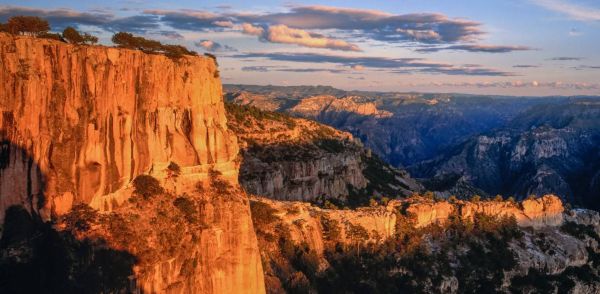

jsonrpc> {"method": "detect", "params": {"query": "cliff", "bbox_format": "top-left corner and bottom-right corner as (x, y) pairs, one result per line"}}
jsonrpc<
(0, 33), (264, 294)
(225, 103), (421, 205)
(251, 195), (600, 293)
(411, 101), (600, 208)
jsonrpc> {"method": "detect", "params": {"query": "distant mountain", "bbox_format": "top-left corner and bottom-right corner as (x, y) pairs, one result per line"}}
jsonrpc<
(225, 85), (600, 208)
(225, 84), (564, 167)
(411, 100), (600, 208)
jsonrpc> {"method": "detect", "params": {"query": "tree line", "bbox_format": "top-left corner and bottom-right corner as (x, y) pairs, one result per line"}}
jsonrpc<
(0, 15), (197, 59)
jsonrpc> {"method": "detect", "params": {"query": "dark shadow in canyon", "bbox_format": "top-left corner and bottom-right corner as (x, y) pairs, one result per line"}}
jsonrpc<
(0, 140), (139, 294)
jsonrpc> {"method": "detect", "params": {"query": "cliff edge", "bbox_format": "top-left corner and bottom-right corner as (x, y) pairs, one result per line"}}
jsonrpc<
(0, 33), (264, 294)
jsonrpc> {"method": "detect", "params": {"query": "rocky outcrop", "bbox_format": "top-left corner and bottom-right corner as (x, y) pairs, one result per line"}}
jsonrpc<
(0, 34), (264, 294)
(252, 195), (599, 293)
(412, 101), (600, 208)
(404, 194), (564, 228)
(289, 95), (392, 118)
(226, 103), (421, 204)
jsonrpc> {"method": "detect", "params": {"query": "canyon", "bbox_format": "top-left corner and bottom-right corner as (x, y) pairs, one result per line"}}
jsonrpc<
(0, 34), (599, 293)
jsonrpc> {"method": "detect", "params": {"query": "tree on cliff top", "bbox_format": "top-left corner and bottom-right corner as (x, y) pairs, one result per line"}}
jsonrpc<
(111, 32), (196, 59)
(63, 26), (98, 45)
(5, 16), (50, 36)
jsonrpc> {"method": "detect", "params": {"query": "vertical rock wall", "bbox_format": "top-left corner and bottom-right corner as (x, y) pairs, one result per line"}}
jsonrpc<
(0, 34), (264, 294)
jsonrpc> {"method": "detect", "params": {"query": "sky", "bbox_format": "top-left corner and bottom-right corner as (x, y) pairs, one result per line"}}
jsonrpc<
(1, 0), (599, 96)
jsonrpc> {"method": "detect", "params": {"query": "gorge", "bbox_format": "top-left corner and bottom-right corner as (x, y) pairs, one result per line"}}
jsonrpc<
(0, 33), (599, 293)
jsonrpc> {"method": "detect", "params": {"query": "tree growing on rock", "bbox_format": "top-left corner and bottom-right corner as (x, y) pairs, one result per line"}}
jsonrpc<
(5, 16), (50, 36)
(62, 26), (98, 45)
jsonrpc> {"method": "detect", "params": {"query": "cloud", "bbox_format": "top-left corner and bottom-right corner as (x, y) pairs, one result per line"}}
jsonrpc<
(241, 23), (264, 36)
(416, 44), (532, 53)
(144, 9), (233, 31)
(101, 15), (160, 33)
(0, 5), (112, 30)
(572, 65), (600, 70)
(425, 80), (600, 90)
(513, 64), (540, 68)
(195, 40), (236, 52)
(213, 20), (234, 27)
(153, 30), (184, 39)
(0, 5), (158, 33)
(263, 24), (360, 51)
(234, 52), (514, 76)
(277, 68), (349, 73)
(240, 23), (360, 51)
(548, 56), (583, 61)
(568, 28), (583, 36)
(241, 66), (277, 72)
(236, 5), (485, 44)
(531, 0), (600, 21)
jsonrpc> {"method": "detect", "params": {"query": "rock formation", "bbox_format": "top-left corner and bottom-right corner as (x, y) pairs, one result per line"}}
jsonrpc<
(251, 194), (600, 293)
(225, 103), (421, 204)
(0, 33), (264, 293)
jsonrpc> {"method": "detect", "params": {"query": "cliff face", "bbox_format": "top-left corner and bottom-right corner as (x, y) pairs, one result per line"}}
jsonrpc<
(0, 34), (264, 294)
(411, 101), (600, 208)
(252, 195), (600, 293)
(225, 103), (421, 205)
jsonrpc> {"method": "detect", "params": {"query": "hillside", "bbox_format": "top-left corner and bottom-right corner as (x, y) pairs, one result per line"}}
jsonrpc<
(225, 102), (421, 207)
(251, 195), (600, 293)
(412, 101), (600, 208)
(225, 84), (560, 167)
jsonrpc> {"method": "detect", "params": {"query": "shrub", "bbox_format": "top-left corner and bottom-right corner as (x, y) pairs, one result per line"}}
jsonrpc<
(132, 174), (164, 199)
(63, 27), (84, 44)
(167, 162), (181, 176)
(62, 26), (98, 45)
(494, 194), (504, 202)
(112, 32), (195, 59)
(173, 197), (197, 223)
(61, 203), (98, 232)
(250, 201), (279, 227)
(209, 169), (232, 193)
(38, 32), (64, 42)
(6, 16), (49, 36)
(470, 195), (481, 202)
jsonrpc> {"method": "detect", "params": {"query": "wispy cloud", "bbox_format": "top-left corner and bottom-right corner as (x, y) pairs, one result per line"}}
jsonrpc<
(532, 0), (600, 21)
(234, 52), (514, 76)
(548, 56), (584, 61)
(195, 40), (237, 52)
(513, 64), (540, 68)
(423, 80), (600, 90)
(416, 44), (532, 53)
(241, 23), (361, 51)
(235, 5), (484, 44)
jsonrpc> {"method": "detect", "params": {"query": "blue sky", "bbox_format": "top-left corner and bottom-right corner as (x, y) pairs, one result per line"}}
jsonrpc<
(1, 0), (599, 95)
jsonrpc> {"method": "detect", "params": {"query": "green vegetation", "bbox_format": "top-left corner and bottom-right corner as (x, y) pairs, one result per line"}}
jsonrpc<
(167, 161), (181, 176)
(255, 200), (528, 293)
(111, 32), (196, 59)
(132, 174), (164, 200)
(2, 16), (49, 36)
(208, 169), (232, 194)
(561, 221), (600, 243)
(62, 26), (98, 45)
(225, 102), (296, 130)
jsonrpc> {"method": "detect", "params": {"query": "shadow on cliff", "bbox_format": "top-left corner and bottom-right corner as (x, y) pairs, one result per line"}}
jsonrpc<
(0, 140), (140, 293)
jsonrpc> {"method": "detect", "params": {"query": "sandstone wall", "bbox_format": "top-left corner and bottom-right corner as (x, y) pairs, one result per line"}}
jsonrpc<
(0, 34), (264, 294)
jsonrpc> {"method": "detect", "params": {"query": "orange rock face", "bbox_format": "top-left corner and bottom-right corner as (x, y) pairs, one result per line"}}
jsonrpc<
(405, 195), (564, 228)
(0, 33), (237, 218)
(0, 34), (264, 294)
